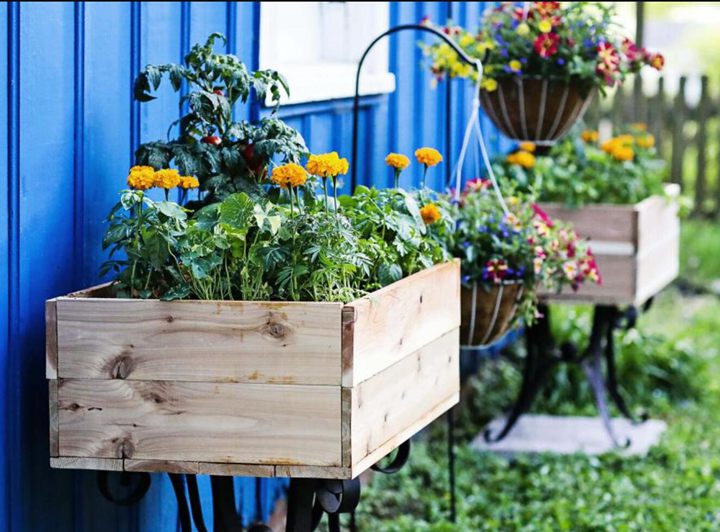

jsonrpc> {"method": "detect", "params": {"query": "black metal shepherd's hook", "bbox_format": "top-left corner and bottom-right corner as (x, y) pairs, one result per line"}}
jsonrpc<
(350, 24), (481, 190)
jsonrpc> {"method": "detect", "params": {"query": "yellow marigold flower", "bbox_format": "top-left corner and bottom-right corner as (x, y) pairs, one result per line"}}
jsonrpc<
(538, 19), (552, 33)
(179, 175), (200, 189)
(480, 78), (498, 92)
(271, 163), (308, 189)
(612, 146), (634, 161)
(153, 168), (181, 190)
(516, 22), (530, 36)
(519, 141), (536, 153)
(385, 153), (410, 171)
(581, 130), (599, 143)
(127, 165), (155, 190)
(601, 139), (616, 154)
(419, 203), (442, 225)
(631, 122), (647, 131)
(636, 134), (655, 149)
(415, 147), (443, 167)
(614, 134), (634, 146)
(506, 150), (536, 169)
(475, 40), (495, 55)
(306, 152), (348, 178)
(508, 196), (521, 207)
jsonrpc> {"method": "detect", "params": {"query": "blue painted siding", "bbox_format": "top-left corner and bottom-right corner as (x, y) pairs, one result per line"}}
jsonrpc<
(0, 2), (503, 530)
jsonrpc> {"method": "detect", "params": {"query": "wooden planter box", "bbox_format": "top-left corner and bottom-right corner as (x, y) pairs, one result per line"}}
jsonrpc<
(46, 261), (460, 479)
(538, 188), (680, 305)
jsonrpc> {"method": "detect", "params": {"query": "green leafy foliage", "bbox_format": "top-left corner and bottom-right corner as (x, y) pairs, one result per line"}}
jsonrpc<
(132, 33), (307, 203)
(498, 126), (669, 208)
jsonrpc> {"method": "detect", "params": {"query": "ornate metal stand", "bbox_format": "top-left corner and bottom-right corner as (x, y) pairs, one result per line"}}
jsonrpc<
(96, 440), (411, 532)
(485, 304), (650, 447)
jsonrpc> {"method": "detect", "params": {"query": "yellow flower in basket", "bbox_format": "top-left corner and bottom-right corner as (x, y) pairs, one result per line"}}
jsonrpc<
(506, 150), (536, 169)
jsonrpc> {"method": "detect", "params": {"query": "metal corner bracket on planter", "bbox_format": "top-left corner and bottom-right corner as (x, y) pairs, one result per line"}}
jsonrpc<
(479, 76), (595, 146)
(46, 260), (460, 531)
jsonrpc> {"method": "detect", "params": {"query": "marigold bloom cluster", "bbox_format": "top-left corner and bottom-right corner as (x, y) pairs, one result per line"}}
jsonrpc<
(306, 152), (349, 178)
(602, 136), (634, 162)
(506, 150), (536, 169)
(385, 153), (410, 171)
(271, 163), (308, 189)
(415, 147), (443, 167)
(127, 166), (198, 191)
(419, 203), (442, 225)
(581, 130), (599, 143)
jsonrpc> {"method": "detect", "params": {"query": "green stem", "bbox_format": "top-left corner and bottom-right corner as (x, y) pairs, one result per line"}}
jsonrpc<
(394, 169), (400, 190)
(421, 165), (428, 189)
(322, 177), (328, 213)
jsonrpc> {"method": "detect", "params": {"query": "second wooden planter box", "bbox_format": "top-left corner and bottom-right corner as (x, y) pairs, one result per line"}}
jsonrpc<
(46, 261), (460, 479)
(538, 189), (680, 305)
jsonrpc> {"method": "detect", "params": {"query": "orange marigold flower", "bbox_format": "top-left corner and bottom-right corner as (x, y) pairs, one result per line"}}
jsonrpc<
(306, 152), (349, 178)
(385, 153), (410, 171)
(506, 150), (536, 169)
(179, 176), (200, 189)
(631, 122), (647, 131)
(153, 168), (181, 190)
(127, 165), (155, 190)
(581, 130), (599, 143)
(612, 145), (634, 161)
(419, 203), (442, 225)
(636, 134), (655, 149)
(415, 147), (443, 167)
(271, 163), (308, 189)
(519, 141), (536, 153)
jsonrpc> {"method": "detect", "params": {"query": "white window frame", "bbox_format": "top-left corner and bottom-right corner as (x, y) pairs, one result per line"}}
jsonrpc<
(259, 2), (396, 105)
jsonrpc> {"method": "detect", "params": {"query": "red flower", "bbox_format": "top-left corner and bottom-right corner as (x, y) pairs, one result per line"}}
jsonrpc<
(622, 38), (639, 62)
(531, 203), (555, 227)
(597, 42), (619, 67)
(465, 177), (491, 192)
(483, 259), (508, 283)
(534, 33), (560, 58)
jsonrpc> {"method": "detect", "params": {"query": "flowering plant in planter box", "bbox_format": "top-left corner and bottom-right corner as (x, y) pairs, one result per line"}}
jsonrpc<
(420, 3), (664, 144)
(498, 124), (670, 207)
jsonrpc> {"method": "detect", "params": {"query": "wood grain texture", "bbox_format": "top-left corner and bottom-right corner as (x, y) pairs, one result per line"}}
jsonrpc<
(539, 194), (679, 305)
(345, 260), (460, 386)
(45, 299), (58, 379)
(50, 457), (123, 472)
(125, 459), (197, 474)
(351, 392), (459, 478)
(196, 462), (275, 477)
(349, 328), (459, 474)
(49, 380), (59, 457)
(274, 465), (352, 479)
(56, 298), (343, 385)
(58, 380), (342, 466)
(539, 202), (637, 245)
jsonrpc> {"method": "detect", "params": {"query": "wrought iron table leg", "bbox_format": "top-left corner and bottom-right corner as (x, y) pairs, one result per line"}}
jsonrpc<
(582, 345), (631, 448)
(212, 475), (244, 532)
(485, 305), (555, 442)
(603, 308), (649, 424)
(168, 474), (193, 532)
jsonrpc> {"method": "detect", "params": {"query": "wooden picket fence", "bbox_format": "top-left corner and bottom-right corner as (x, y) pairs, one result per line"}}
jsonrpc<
(583, 74), (720, 217)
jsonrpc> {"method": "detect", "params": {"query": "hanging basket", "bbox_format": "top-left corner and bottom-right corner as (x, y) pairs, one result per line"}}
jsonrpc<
(479, 77), (595, 146)
(460, 281), (525, 348)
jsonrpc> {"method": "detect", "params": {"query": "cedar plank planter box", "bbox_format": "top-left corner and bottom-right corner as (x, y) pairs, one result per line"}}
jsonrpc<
(538, 186), (680, 305)
(46, 260), (460, 479)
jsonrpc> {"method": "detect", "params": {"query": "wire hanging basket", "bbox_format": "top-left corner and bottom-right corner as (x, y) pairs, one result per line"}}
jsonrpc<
(479, 77), (595, 146)
(460, 281), (525, 348)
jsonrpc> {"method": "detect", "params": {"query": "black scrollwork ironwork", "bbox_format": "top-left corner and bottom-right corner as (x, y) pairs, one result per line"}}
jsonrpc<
(96, 471), (151, 507)
(485, 304), (649, 447)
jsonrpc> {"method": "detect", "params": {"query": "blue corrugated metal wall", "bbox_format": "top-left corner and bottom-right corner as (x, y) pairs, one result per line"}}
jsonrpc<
(0, 2), (505, 530)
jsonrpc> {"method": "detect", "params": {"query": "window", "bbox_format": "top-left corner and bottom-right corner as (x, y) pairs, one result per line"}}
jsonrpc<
(259, 2), (396, 105)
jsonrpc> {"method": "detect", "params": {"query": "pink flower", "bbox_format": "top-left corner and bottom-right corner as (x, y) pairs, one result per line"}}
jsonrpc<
(532, 203), (555, 227)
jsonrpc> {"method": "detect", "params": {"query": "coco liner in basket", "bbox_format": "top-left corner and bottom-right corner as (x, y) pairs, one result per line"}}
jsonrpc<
(479, 77), (595, 146)
(460, 281), (525, 348)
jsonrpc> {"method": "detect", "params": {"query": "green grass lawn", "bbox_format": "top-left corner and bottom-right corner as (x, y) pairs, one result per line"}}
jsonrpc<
(354, 220), (720, 531)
